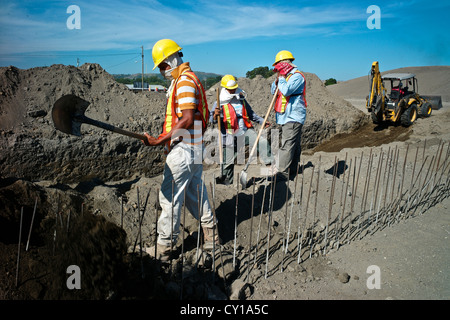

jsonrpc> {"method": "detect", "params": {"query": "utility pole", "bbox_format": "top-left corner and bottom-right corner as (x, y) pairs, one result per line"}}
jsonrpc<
(141, 46), (144, 92)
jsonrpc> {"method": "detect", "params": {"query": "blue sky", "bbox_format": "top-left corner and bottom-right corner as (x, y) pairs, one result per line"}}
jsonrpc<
(0, 0), (449, 80)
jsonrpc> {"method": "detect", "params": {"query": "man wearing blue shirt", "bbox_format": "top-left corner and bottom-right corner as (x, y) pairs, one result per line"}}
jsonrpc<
(271, 50), (307, 180)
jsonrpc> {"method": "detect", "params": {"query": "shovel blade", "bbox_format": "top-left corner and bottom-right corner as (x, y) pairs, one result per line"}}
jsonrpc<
(52, 94), (90, 136)
(240, 170), (247, 189)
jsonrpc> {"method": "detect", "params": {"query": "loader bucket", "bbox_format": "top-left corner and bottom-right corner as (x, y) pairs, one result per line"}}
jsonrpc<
(421, 95), (442, 110)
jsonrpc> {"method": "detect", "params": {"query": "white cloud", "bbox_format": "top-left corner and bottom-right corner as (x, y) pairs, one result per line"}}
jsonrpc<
(0, 0), (368, 54)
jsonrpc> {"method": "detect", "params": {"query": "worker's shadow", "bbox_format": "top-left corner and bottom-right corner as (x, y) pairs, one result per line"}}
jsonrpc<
(215, 161), (314, 244)
(324, 160), (348, 179)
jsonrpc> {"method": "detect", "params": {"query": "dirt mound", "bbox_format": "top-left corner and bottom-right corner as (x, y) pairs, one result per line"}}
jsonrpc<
(328, 65), (450, 102)
(1, 64), (367, 184)
(207, 73), (368, 149)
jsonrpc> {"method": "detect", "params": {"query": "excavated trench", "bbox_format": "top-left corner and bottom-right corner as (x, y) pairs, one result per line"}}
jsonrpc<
(309, 122), (411, 154)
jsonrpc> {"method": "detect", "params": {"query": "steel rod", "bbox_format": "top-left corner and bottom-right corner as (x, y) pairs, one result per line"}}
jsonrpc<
(281, 169), (290, 268)
(254, 178), (268, 267)
(324, 156), (338, 254)
(233, 173), (239, 268)
(16, 207), (24, 287)
(265, 173), (277, 278)
(337, 158), (352, 249)
(309, 155), (321, 259)
(299, 162), (313, 263)
(180, 188), (186, 299)
(26, 197), (38, 251)
(247, 178), (256, 281)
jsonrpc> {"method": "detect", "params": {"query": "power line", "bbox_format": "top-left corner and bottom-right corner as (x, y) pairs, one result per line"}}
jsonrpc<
(105, 54), (141, 70)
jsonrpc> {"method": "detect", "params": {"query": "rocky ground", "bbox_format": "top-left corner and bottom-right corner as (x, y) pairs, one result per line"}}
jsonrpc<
(0, 63), (449, 302)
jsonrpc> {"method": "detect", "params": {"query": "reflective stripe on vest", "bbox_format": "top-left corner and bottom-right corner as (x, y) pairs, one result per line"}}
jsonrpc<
(222, 102), (253, 135)
(274, 71), (307, 113)
(159, 71), (208, 153)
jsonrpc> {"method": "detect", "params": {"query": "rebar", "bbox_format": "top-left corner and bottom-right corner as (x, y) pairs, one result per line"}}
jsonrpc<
(336, 158), (352, 249)
(286, 164), (300, 254)
(247, 178), (256, 281)
(180, 188), (186, 300)
(359, 149), (373, 238)
(254, 178), (268, 267)
(324, 156), (338, 255)
(16, 207), (24, 287)
(308, 155), (322, 259)
(26, 197), (38, 251)
(265, 173), (277, 278)
(154, 189), (159, 259)
(296, 162), (305, 262)
(298, 162), (314, 263)
(233, 173), (239, 268)
(209, 182), (227, 291)
(368, 149), (383, 229)
(281, 169), (290, 272)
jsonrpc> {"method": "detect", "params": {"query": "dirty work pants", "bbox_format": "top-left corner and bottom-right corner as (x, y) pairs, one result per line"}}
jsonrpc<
(222, 128), (272, 183)
(157, 144), (215, 247)
(277, 122), (303, 177)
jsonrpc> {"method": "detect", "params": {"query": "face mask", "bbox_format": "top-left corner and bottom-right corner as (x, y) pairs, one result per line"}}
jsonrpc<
(160, 67), (174, 80)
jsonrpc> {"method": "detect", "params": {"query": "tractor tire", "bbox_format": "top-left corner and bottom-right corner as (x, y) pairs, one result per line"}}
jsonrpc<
(419, 102), (432, 118)
(400, 103), (418, 127)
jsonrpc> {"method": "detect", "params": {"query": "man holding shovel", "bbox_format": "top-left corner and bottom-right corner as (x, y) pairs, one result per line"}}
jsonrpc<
(270, 50), (307, 181)
(141, 39), (219, 261)
(211, 75), (272, 186)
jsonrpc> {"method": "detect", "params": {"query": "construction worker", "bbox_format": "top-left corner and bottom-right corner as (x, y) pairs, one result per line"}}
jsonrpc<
(142, 39), (219, 261)
(212, 75), (272, 185)
(270, 50), (307, 180)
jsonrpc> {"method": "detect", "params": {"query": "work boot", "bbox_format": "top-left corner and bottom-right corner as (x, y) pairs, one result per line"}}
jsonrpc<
(143, 243), (172, 262)
(202, 225), (221, 250)
(216, 175), (232, 186)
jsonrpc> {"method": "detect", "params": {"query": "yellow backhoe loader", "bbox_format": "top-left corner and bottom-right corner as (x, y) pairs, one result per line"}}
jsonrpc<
(366, 61), (441, 126)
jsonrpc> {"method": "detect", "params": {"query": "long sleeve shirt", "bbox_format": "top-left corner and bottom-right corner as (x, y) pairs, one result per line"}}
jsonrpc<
(271, 67), (307, 125)
(210, 87), (264, 145)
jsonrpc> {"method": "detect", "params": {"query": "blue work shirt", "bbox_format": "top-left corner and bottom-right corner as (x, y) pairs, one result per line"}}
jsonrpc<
(271, 68), (307, 125)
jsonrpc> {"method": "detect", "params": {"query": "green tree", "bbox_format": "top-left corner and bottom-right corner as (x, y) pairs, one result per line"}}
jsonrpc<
(246, 66), (274, 79)
(205, 75), (221, 90)
(325, 78), (337, 86)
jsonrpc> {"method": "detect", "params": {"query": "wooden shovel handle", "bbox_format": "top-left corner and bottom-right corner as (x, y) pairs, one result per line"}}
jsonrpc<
(216, 87), (224, 165)
(244, 87), (279, 171)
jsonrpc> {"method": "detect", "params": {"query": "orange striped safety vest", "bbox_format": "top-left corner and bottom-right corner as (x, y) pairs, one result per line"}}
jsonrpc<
(222, 101), (253, 134)
(159, 71), (208, 153)
(274, 70), (307, 113)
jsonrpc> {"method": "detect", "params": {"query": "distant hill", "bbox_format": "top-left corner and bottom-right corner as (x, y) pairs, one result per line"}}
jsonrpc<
(328, 65), (450, 102)
(113, 71), (222, 82)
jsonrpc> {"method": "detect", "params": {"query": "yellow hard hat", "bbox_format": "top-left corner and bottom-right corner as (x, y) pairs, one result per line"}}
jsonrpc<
(152, 39), (182, 70)
(221, 75), (239, 90)
(273, 50), (295, 66)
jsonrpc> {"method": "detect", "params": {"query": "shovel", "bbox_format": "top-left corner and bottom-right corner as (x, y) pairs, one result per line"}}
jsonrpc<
(240, 87), (278, 189)
(52, 94), (146, 140)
